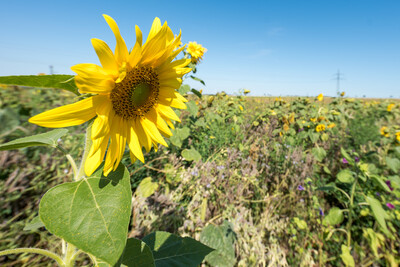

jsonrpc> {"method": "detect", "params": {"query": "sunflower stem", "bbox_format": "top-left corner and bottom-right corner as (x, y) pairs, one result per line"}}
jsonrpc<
(0, 248), (65, 267)
(76, 121), (93, 181)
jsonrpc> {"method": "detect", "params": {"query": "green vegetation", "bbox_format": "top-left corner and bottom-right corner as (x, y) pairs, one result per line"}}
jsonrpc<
(1, 84), (400, 266)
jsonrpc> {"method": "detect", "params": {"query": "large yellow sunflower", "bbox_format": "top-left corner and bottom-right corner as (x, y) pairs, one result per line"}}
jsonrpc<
(29, 15), (191, 176)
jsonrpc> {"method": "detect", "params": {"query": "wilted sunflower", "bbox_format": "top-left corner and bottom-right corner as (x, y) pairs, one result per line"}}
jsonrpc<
(29, 15), (191, 176)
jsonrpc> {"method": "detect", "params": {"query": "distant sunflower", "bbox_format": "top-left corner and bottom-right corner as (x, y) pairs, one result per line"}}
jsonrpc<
(29, 15), (191, 176)
(186, 41), (207, 63)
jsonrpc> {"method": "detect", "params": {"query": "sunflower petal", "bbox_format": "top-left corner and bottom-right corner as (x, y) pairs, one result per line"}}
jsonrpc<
(140, 116), (168, 147)
(104, 116), (126, 175)
(135, 117), (152, 153)
(127, 120), (144, 163)
(28, 96), (102, 128)
(85, 133), (109, 176)
(146, 17), (162, 44)
(91, 101), (113, 139)
(127, 42), (142, 70)
(71, 63), (115, 94)
(90, 38), (119, 77)
(135, 25), (142, 46)
(147, 107), (172, 137)
(103, 14), (128, 65)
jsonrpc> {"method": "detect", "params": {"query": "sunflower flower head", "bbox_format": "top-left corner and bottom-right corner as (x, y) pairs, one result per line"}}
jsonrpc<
(29, 15), (192, 177)
(186, 41), (207, 63)
(317, 93), (323, 102)
(387, 103), (395, 112)
(316, 124), (326, 132)
(380, 126), (389, 137)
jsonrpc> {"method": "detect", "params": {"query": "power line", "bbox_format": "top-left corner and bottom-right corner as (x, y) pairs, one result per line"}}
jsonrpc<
(333, 69), (344, 95)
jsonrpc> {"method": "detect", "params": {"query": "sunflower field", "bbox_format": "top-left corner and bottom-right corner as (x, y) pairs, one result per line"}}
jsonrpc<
(1, 81), (400, 266)
(0, 15), (400, 267)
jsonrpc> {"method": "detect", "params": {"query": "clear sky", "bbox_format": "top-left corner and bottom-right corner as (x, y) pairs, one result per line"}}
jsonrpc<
(1, 0), (399, 98)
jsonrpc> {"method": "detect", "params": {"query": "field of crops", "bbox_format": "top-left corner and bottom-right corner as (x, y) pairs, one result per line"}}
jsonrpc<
(1, 84), (400, 266)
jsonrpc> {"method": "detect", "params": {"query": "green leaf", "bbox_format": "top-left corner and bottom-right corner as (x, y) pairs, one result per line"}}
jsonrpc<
(170, 127), (190, 148)
(189, 75), (206, 86)
(0, 108), (20, 136)
(340, 245), (355, 267)
(365, 195), (391, 235)
(311, 147), (326, 162)
(142, 231), (213, 267)
(341, 147), (355, 166)
(309, 132), (319, 143)
(370, 175), (392, 193)
(200, 221), (236, 267)
(115, 238), (155, 267)
(0, 75), (79, 95)
(337, 169), (355, 184)
(186, 100), (199, 117)
(178, 84), (191, 95)
(0, 129), (68, 151)
(386, 157), (400, 173)
(39, 163), (132, 265)
(23, 215), (44, 231)
(323, 207), (344, 226)
(191, 88), (202, 98)
(182, 148), (202, 162)
(293, 217), (308, 230)
(323, 165), (332, 175)
(136, 177), (158, 198)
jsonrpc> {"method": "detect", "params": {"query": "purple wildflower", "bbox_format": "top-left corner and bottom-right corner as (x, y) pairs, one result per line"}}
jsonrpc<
(297, 185), (305, 191)
(376, 192), (381, 197)
(298, 128), (304, 132)
(355, 156), (360, 163)
(342, 158), (348, 164)
(386, 180), (394, 191)
(319, 207), (324, 216)
(386, 203), (395, 209)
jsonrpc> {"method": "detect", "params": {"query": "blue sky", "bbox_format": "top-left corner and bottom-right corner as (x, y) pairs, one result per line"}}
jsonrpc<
(1, 0), (399, 98)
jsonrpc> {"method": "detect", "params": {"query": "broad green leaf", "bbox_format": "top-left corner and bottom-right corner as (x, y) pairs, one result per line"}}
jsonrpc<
(0, 75), (79, 95)
(337, 169), (355, 184)
(191, 88), (202, 98)
(323, 207), (344, 226)
(39, 163), (132, 265)
(389, 175), (400, 190)
(170, 127), (190, 148)
(365, 195), (391, 235)
(321, 133), (329, 141)
(142, 231), (213, 267)
(182, 148), (202, 162)
(341, 147), (355, 166)
(23, 215), (44, 231)
(340, 245), (355, 267)
(386, 157), (400, 173)
(323, 165), (332, 175)
(293, 217), (308, 230)
(309, 132), (319, 143)
(178, 84), (191, 95)
(189, 75), (206, 86)
(200, 221), (236, 267)
(186, 100), (199, 117)
(311, 147), (326, 162)
(115, 238), (155, 267)
(136, 177), (158, 198)
(0, 108), (20, 136)
(0, 129), (68, 151)
(370, 175), (392, 193)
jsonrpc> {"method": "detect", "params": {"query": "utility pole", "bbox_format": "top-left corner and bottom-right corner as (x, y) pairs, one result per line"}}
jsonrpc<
(49, 65), (54, 75)
(335, 69), (344, 96)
